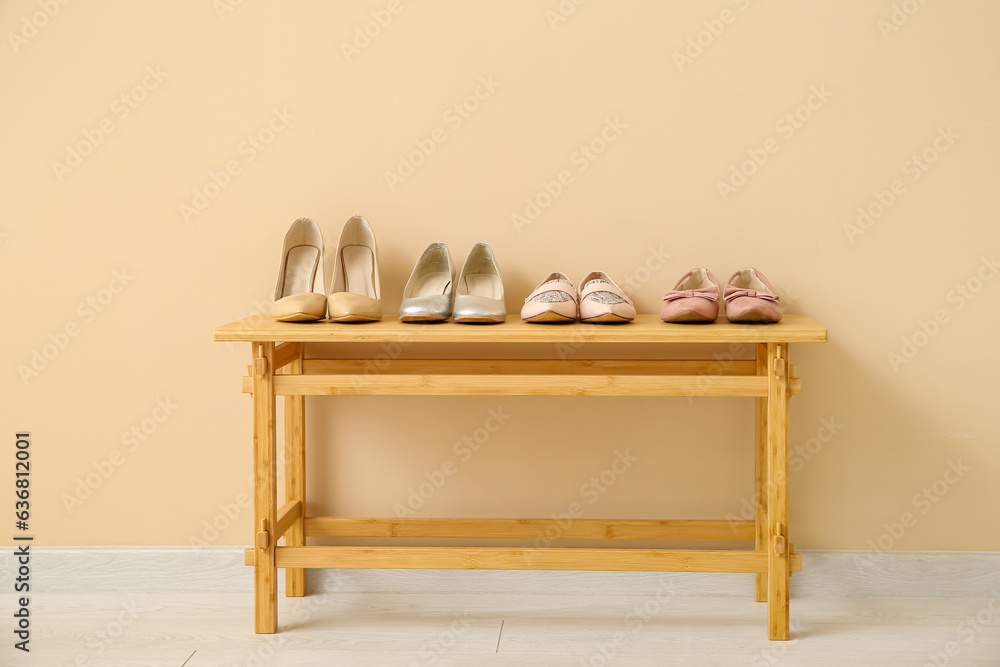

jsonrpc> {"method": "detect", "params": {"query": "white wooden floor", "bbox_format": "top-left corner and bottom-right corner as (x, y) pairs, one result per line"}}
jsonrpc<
(14, 591), (1000, 666)
(5, 549), (1000, 666)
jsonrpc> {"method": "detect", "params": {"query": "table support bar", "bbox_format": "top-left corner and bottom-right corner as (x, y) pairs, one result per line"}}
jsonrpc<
(242, 373), (801, 397)
(244, 546), (802, 573)
(303, 517), (755, 541)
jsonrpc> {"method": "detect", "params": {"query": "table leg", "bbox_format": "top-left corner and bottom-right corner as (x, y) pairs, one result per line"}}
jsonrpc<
(766, 342), (790, 640)
(284, 343), (306, 597)
(252, 341), (278, 633)
(754, 343), (768, 603)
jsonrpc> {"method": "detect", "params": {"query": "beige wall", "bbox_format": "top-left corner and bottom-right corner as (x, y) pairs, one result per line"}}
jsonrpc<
(2, 1), (998, 551)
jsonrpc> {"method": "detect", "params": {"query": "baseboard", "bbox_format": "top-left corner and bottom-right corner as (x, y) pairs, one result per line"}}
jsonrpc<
(4, 547), (998, 599)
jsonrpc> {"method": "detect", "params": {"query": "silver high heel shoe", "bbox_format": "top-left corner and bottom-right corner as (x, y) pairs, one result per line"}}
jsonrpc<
(399, 242), (454, 322)
(453, 243), (506, 324)
(272, 218), (327, 322)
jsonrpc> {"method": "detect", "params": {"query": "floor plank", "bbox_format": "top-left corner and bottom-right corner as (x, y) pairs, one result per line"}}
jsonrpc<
(7, 591), (999, 666)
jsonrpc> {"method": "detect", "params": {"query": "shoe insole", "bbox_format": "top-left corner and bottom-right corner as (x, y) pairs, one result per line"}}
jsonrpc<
(342, 245), (376, 298)
(464, 273), (502, 299)
(280, 245), (319, 298)
(410, 273), (451, 297)
(732, 270), (769, 292)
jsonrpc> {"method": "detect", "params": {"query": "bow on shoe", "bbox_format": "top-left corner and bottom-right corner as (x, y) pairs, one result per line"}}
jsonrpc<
(723, 287), (780, 302)
(663, 289), (718, 302)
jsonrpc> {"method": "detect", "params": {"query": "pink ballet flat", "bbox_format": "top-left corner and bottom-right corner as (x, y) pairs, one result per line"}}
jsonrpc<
(661, 268), (720, 323)
(724, 268), (783, 323)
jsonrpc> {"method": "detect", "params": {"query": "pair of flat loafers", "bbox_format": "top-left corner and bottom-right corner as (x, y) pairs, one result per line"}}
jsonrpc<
(521, 272), (636, 323)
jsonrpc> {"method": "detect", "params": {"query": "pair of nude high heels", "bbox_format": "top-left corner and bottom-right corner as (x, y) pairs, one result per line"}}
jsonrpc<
(272, 216), (380, 322)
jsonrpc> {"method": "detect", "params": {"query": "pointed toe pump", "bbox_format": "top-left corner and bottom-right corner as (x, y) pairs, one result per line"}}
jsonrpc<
(453, 243), (506, 324)
(328, 215), (382, 322)
(272, 218), (327, 322)
(399, 242), (455, 322)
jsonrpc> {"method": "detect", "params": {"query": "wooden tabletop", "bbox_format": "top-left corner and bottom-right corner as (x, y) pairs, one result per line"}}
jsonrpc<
(214, 313), (827, 344)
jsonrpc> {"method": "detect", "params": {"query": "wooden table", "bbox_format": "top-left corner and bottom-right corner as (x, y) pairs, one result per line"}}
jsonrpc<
(213, 313), (827, 640)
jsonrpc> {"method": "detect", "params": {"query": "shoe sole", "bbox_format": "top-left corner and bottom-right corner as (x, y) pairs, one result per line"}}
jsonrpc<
(580, 313), (633, 324)
(399, 315), (449, 323)
(274, 313), (325, 322)
(453, 316), (506, 324)
(727, 309), (781, 324)
(328, 314), (382, 323)
(523, 311), (576, 323)
(662, 311), (716, 323)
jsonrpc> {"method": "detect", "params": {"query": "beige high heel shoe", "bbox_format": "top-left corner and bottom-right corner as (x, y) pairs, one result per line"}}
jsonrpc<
(272, 218), (327, 322)
(328, 215), (382, 322)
